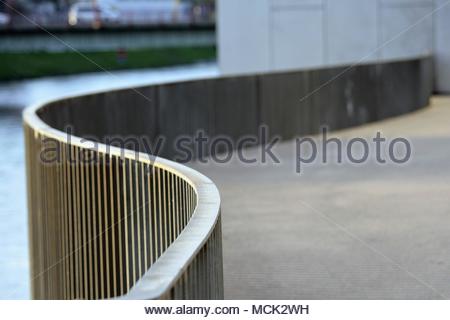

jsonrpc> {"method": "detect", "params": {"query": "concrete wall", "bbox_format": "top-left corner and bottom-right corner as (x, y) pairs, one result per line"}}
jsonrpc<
(39, 57), (433, 159)
(434, 0), (450, 92)
(218, 0), (450, 91)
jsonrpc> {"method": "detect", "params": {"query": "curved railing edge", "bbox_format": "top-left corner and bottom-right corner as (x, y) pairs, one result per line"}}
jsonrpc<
(23, 99), (222, 300)
(122, 180), (220, 299)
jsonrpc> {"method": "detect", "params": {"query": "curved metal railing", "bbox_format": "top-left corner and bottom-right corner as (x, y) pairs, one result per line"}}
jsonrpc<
(23, 56), (433, 300)
(23, 98), (223, 300)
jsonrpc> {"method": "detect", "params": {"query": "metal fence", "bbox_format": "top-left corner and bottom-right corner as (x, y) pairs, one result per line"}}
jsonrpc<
(23, 56), (433, 300)
(23, 101), (223, 300)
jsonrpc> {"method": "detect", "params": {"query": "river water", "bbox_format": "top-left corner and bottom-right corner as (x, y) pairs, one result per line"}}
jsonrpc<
(0, 63), (219, 299)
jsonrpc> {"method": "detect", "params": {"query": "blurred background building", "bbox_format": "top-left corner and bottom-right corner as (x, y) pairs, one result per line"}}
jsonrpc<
(0, 0), (216, 81)
(0, 0), (214, 29)
(218, 0), (450, 93)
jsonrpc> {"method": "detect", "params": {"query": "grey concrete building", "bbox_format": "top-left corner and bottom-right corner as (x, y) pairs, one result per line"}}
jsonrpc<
(218, 0), (450, 92)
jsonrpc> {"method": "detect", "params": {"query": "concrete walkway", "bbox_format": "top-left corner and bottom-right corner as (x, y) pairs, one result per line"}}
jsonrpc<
(191, 96), (450, 299)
